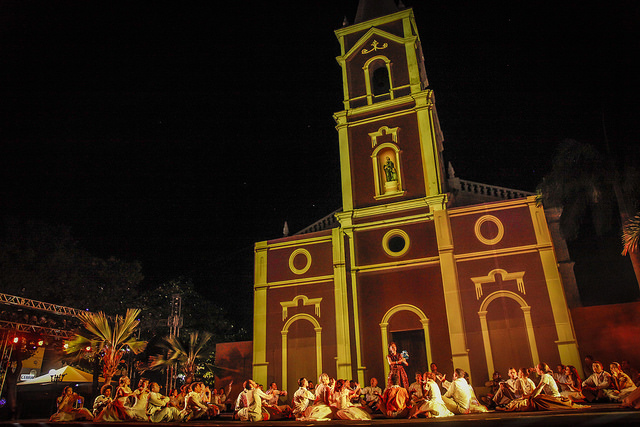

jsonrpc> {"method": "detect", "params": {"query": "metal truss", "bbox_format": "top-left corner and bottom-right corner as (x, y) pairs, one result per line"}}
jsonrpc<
(0, 292), (89, 317)
(0, 320), (75, 340)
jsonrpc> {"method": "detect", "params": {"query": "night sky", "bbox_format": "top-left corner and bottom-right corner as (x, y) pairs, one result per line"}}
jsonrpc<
(2, 1), (639, 315)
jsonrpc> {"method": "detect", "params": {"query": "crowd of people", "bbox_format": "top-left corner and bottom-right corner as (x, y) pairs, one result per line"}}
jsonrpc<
(47, 345), (640, 422)
(49, 376), (234, 422)
(481, 356), (639, 411)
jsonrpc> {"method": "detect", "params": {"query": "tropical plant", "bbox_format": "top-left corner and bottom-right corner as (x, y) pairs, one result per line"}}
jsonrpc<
(623, 213), (640, 255)
(65, 308), (147, 386)
(151, 331), (212, 385)
(537, 140), (612, 240)
(537, 139), (640, 292)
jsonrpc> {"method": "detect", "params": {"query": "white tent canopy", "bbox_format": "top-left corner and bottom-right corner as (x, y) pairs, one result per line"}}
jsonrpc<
(18, 365), (96, 385)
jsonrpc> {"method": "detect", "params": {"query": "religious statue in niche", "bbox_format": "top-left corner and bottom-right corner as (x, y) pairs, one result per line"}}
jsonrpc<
(383, 157), (397, 182)
(381, 154), (400, 193)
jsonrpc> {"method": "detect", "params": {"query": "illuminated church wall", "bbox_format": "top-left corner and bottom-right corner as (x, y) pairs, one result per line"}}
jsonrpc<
(348, 114), (427, 208)
(253, 5), (581, 390)
(449, 201), (570, 380)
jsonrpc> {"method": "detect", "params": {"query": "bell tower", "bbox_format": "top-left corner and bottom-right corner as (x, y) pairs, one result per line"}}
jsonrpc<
(333, 2), (447, 214)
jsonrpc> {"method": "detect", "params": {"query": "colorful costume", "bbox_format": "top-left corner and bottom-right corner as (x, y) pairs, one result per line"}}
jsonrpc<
(378, 385), (409, 418)
(387, 352), (409, 389)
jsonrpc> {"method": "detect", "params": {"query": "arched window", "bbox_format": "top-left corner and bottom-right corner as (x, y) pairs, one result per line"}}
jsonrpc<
(372, 66), (390, 96)
(363, 56), (393, 104)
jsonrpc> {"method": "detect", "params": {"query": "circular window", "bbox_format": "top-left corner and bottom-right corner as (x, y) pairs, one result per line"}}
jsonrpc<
(289, 248), (312, 275)
(474, 215), (505, 245)
(382, 229), (410, 257)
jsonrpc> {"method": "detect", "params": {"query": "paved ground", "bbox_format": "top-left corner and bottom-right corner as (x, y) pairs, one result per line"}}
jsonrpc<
(3, 404), (640, 427)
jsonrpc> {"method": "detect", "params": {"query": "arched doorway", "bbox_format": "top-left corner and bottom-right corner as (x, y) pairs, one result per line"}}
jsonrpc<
(478, 291), (539, 380)
(281, 313), (322, 395)
(379, 304), (432, 382)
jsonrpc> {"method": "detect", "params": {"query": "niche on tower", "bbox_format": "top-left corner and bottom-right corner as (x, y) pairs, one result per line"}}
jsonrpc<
(370, 126), (404, 199)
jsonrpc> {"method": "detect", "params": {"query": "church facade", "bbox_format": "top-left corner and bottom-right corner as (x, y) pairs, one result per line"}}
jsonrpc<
(253, 5), (581, 393)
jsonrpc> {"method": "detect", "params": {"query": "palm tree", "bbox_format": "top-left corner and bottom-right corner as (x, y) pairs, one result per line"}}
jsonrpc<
(65, 308), (147, 386)
(151, 331), (212, 385)
(538, 139), (640, 293)
(537, 140), (612, 240)
(622, 213), (640, 287)
(623, 213), (640, 256)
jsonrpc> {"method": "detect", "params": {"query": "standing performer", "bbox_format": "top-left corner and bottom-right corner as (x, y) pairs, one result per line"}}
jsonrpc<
(387, 342), (409, 389)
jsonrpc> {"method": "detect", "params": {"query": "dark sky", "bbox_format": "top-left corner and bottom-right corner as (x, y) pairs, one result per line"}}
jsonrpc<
(1, 1), (639, 305)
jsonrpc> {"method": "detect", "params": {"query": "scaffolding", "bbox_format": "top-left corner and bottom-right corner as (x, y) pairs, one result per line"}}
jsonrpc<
(0, 293), (90, 317)
(0, 292), (85, 398)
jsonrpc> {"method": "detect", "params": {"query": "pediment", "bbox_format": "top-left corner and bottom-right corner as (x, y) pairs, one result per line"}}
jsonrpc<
(339, 27), (416, 62)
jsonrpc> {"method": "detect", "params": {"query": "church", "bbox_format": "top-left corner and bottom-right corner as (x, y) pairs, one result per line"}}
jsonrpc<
(252, 1), (581, 393)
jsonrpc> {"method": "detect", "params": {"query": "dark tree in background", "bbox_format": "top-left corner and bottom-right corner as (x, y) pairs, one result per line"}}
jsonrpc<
(0, 218), (247, 346)
(135, 277), (249, 343)
(0, 218), (143, 314)
(538, 139), (640, 304)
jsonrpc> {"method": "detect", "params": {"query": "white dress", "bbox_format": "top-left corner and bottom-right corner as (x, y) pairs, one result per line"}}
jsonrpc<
(333, 389), (371, 420)
(148, 391), (183, 422)
(292, 387), (315, 418)
(303, 383), (336, 420)
(129, 389), (150, 421)
(415, 380), (454, 418)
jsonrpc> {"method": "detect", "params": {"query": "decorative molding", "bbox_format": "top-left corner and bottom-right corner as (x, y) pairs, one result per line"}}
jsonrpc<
(368, 126), (399, 148)
(471, 268), (526, 300)
(289, 248), (312, 275)
(257, 275), (334, 290)
(474, 215), (505, 245)
(362, 40), (388, 55)
(280, 295), (322, 321)
(382, 229), (410, 257)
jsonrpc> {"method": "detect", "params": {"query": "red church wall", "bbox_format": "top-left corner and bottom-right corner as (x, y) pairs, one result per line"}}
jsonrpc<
(449, 205), (537, 255)
(571, 302), (640, 370)
(355, 265), (452, 382)
(456, 252), (563, 382)
(353, 220), (438, 265)
(348, 114), (426, 208)
(265, 236), (334, 284)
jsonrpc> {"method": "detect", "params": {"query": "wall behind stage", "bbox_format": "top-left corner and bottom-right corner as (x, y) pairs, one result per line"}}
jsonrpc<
(571, 302), (640, 370)
(215, 341), (253, 402)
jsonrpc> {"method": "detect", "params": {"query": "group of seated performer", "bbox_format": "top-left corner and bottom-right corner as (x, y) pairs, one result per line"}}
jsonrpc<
(439, 368), (488, 414)
(265, 368), (483, 421)
(554, 359), (637, 405)
(358, 377), (382, 411)
(234, 380), (293, 421)
(408, 372), (455, 418)
(49, 386), (94, 422)
(209, 382), (233, 412)
(494, 363), (589, 411)
(89, 376), (226, 422)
